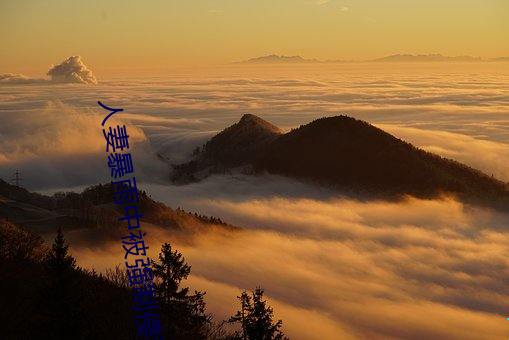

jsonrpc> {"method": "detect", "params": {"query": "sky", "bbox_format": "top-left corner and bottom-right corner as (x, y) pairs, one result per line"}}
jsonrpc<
(1, 0), (508, 74)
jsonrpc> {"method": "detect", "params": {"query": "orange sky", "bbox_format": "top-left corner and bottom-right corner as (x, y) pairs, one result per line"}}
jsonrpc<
(1, 0), (508, 75)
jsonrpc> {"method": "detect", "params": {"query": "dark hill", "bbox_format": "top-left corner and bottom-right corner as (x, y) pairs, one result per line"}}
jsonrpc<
(173, 115), (509, 209)
(0, 179), (236, 237)
(172, 114), (282, 181)
(204, 113), (282, 166)
(0, 220), (139, 339)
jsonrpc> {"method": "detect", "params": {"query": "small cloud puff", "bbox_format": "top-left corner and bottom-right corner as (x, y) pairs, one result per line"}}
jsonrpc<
(47, 56), (98, 84)
(0, 73), (44, 84)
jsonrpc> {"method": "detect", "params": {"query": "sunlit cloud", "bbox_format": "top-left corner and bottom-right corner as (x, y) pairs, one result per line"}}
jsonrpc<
(47, 56), (97, 84)
(69, 189), (509, 340)
(170, 194), (509, 339)
(0, 55), (97, 84)
(377, 124), (509, 182)
(0, 100), (168, 189)
(0, 73), (44, 84)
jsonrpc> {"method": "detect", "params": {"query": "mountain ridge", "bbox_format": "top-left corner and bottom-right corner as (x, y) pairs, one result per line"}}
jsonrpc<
(0, 179), (237, 237)
(172, 114), (509, 210)
(237, 54), (509, 64)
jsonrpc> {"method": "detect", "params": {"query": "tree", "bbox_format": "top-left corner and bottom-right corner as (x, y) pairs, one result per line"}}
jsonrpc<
(44, 227), (76, 274)
(152, 242), (209, 339)
(39, 228), (85, 339)
(229, 288), (288, 340)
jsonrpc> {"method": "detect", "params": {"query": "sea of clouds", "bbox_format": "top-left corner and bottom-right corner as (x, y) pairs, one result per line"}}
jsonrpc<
(72, 180), (509, 339)
(2, 59), (509, 339)
(1, 61), (508, 188)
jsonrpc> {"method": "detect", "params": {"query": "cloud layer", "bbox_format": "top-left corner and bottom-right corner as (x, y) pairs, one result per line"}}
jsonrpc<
(69, 180), (509, 340)
(2, 63), (508, 191)
(0, 73), (45, 84)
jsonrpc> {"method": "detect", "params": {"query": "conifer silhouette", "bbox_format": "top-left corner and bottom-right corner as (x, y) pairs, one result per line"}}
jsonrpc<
(229, 288), (288, 340)
(152, 242), (209, 339)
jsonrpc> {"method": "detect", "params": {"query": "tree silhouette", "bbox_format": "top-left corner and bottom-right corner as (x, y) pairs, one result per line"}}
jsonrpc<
(45, 227), (76, 274)
(152, 242), (209, 339)
(38, 228), (85, 339)
(229, 288), (288, 340)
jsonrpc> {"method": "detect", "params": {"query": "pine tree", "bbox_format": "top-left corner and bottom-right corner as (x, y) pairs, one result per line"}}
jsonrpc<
(152, 242), (209, 339)
(45, 227), (76, 274)
(229, 288), (288, 340)
(230, 291), (251, 340)
(38, 228), (84, 339)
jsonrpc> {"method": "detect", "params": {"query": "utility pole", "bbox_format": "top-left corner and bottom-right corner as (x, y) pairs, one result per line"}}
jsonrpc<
(11, 170), (23, 187)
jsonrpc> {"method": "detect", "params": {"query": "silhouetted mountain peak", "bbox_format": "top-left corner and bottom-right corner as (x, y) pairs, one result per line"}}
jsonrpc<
(185, 114), (282, 169)
(283, 115), (395, 145)
(237, 114), (284, 134)
(299, 115), (371, 132)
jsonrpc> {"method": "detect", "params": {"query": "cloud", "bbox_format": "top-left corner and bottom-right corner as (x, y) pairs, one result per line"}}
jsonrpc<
(0, 100), (169, 189)
(168, 194), (509, 339)
(47, 56), (97, 84)
(0, 55), (97, 85)
(316, 0), (331, 5)
(120, 172), (507, 339)
(377, 124), (509, 181)
(68, 183), (509, 339)
(341, 6), (349, 11)
(0, 73), (45, 84)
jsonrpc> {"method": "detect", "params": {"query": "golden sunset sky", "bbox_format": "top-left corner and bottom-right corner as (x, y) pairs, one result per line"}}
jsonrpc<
(1, 0), (508, 74)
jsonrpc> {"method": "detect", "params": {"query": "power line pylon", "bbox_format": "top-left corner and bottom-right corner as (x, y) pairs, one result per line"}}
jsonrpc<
(11, 170), (23, 187)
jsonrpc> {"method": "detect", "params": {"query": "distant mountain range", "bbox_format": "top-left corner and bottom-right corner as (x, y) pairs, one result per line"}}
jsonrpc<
(239, 54), (320, 64)
(238, 54), (509, 64)
(172, 114), (509, 210)
(371, 54), (482, 62)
